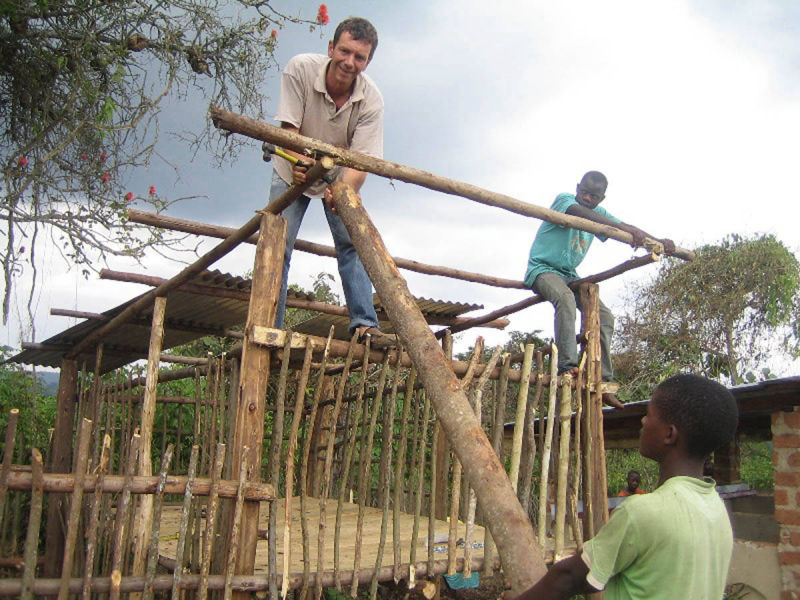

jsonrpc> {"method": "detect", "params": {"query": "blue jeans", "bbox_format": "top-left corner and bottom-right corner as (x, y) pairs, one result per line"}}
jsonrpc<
(532, 271), (615, 381)
(271, 173), (379, 332)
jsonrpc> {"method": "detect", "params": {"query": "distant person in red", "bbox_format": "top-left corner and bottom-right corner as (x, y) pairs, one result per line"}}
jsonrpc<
(618, 470), (646, 497)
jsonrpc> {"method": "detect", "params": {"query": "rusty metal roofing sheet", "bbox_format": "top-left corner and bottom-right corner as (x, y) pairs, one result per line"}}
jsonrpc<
(292, 295), (483, 339)
(7, 272), (481, 373)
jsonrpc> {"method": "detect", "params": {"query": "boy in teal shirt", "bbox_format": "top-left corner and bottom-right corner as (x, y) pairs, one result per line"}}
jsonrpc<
(515, 374), (739, 600)
(525, 171), (674, 407)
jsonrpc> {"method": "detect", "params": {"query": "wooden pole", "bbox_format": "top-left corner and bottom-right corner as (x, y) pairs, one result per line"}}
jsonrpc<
(57, 418), (92, 599)
(509, 344), (535, 495)
(537, 344), (559, 549)
(554, 375), (573, 562)
(370, 359), (397, 600)
(20, 449), (44, 600)
(229, 212), (286, 592)
(142, 444), (174, 600)
(131, 295), (168, 583)
(520, 351), (544, 512)
(439, 254), (661, 336)
(0, 409), (19, 528)
(282, 340), (314, 599)
(351, 354), (390, 597)
(128, 209), (528, 289)
(209, 108), (694, 261)
(82, 435), (111, 600)
(43, 357), (78, 578)
(329, 182), (546, 594)
(579, 283), (610, 545)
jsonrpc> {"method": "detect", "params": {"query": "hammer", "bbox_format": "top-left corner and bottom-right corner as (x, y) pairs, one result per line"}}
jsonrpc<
(262, 142), (335, 184)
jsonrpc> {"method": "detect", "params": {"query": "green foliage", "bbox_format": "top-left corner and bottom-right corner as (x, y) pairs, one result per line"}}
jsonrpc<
(615, 233), (800, 389)
(0, 346), (56, 459)
(284, 271), (342, 329)
(1, 0), (324, 323)
(738, 440), (773, 491)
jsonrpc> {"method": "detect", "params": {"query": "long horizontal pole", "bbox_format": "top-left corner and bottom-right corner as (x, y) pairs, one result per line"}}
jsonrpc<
(0, 556), (496, 595)
(5, 470), (274, 501)
(65, 160), (333, 359)
(440, 253), (660, 336)
(99, 269), (510, 330)
(210, 107), (694, 262)
(128, 209), (528, 289)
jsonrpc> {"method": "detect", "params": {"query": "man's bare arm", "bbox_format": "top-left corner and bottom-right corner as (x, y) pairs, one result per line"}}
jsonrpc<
(566, 204), (675, 253)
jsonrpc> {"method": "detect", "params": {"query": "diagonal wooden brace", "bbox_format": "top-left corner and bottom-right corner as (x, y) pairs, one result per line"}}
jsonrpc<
(328, 181), (547, 595)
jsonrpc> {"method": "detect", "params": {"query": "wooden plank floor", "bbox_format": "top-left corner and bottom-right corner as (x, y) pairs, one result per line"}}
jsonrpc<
(158, 497), (486, 575)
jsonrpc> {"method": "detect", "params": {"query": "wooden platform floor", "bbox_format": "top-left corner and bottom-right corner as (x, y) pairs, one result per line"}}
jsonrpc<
(158, 497), (486, 575)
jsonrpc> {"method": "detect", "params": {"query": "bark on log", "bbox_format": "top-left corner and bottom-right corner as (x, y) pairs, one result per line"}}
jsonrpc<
(440, 253), (660, 336)
(210, 107), (694, 261)
(329, 182), (546, 594)
(4, 469), (274, 500)
(128, 209), (528, 289)
(0, 556), (498, 595)
(43, 358), (78, 578)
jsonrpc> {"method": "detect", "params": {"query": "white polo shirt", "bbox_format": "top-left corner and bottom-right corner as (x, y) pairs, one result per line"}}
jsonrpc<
(274, 53), (384, 198)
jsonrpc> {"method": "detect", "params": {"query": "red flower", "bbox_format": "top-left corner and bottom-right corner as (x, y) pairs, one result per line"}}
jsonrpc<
(125, 192), (134, 202)
(17, 156), (28, 167)
(316, 4), (329, 25)
(270, 29), (278, 40)
(148, 185), (156, 196)
(101, 172), (111, 183)
(80, 154), (88, 160)
(100, 152), (107, 162)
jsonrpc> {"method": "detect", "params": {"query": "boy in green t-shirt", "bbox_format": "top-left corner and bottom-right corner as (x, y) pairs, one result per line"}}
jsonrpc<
(515, 374), (739, 600)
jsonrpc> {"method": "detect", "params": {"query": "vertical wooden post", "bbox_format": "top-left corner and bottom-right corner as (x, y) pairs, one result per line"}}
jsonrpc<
(131, 295), (168, 583)
(230, 212), (286, 595)
(43, 357), (79, 577)
(579, 283), (609, 536)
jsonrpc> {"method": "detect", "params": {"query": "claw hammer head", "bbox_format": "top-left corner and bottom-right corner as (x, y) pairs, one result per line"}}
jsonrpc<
(261, 141), (335, 184)
(262, 141), (299, 165)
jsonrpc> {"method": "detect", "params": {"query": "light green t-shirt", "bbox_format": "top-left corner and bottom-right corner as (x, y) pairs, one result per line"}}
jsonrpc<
(582, 476), (733, 600)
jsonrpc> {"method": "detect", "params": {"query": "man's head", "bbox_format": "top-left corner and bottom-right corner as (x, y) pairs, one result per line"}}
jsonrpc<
(332, 17), (378, 61)
(575, 171), (608, 209)
(639, 374), (738, 462)
(326, 18), (378, 92)
(626, 470), (641, 492)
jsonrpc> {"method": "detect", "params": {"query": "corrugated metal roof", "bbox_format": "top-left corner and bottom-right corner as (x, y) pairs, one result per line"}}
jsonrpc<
(7, 272), (482, 374)
(292, 295), (482, 339)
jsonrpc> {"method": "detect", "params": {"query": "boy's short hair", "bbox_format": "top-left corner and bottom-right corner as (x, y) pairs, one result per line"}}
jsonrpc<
(581, 170), (608, 188)
(627, 469), (640, 479)
(333, 17), (378, 60)
(653, 374), (739, 459)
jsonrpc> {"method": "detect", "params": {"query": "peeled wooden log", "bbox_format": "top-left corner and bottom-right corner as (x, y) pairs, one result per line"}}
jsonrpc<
(4, 469), (274, 500)
(128, 209), (528, 289)
(210, 106), (694, 261)
(329, 182), (546, 595)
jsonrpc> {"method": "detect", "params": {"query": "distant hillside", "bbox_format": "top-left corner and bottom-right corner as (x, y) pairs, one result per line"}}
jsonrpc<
(35, 371), (60, 396)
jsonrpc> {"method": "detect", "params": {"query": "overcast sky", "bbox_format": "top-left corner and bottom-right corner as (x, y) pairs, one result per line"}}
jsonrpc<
(6, 0), (800, 375)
